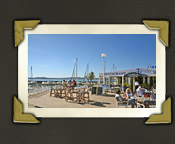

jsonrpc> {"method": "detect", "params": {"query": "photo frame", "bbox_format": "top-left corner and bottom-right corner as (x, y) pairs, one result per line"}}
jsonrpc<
(13, 20), (170, 124)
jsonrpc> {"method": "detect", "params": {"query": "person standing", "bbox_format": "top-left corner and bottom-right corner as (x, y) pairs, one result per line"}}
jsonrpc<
(62, 80), (66, 87)
(67, 80), (71, 86)
(136, 85), (144, 97)
(73, 80), (77, 87)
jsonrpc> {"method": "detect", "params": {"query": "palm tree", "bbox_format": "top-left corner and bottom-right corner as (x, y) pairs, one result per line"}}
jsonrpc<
(89, 72), (95, 82)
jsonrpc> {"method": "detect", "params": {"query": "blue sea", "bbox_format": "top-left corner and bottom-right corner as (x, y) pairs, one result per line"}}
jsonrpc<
(28, 78), (99, 82)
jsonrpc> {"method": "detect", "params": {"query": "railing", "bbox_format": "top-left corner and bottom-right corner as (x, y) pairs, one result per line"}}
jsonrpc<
(28, 86), (51, 97)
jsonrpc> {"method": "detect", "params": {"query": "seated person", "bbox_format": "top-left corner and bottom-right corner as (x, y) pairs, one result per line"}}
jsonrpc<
(124, 88), (137, 108)
(115, 89), (127, 104)
(124, 88), (133, 99)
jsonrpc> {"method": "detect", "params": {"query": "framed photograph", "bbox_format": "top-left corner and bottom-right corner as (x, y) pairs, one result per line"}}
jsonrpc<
(18, 24), (165, 118)
(2, 0), (175, 143)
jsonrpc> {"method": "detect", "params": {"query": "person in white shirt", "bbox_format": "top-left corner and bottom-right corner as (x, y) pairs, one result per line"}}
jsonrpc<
(136, 85), (144, 97)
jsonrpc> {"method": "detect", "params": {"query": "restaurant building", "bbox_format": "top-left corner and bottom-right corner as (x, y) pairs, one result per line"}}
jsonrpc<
(99, 67), (156, 92)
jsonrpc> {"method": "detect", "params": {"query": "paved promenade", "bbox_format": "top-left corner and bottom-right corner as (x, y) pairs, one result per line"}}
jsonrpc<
(28, 92), (117, 108)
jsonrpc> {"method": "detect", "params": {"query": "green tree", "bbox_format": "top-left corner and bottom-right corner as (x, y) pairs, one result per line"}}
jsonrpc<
(124, 82), (130, 87)
(89, 72), (95, 82)
(141, 82), (150, 89)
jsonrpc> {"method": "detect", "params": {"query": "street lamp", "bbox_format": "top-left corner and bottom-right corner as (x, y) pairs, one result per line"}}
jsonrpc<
(101, 53), (106, 84)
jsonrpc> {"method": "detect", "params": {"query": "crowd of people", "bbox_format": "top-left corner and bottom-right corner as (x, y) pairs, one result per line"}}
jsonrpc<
(115, 88), (137, 108)
(62, 79), (77, 87)
(115, 82), (154, 108)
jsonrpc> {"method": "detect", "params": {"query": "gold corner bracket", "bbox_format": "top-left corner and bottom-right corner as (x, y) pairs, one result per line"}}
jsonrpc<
(13, 96), (40, 123)
(14, 20), (40, 47)
(143, 20), (169, 47)
(145, 97), (171, 124)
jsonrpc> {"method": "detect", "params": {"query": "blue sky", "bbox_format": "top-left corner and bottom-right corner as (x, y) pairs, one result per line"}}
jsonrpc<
(28, 34), (156, 78)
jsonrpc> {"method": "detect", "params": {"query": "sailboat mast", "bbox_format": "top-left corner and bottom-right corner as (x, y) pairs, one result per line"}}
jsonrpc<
(31, 66), (33, 78)
(111, 64), (116, 72)
(87, 63), (89, 82)
(71, 63), (75, 80)
(76, 58), (78, 81)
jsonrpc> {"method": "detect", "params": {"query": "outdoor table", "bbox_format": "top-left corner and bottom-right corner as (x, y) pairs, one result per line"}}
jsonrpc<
(130, 96), (137, 99)
(72, 87), (82, 93)
(75, 90), (86, 103)
(65, 89), (74, 102)
(55, 88), (66, 98)
(134, 93), (156, 108)
(54, 89), (61, 97)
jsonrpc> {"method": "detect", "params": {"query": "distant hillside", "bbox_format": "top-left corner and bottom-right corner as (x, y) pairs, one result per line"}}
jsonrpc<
(28, 77), (99, 79)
